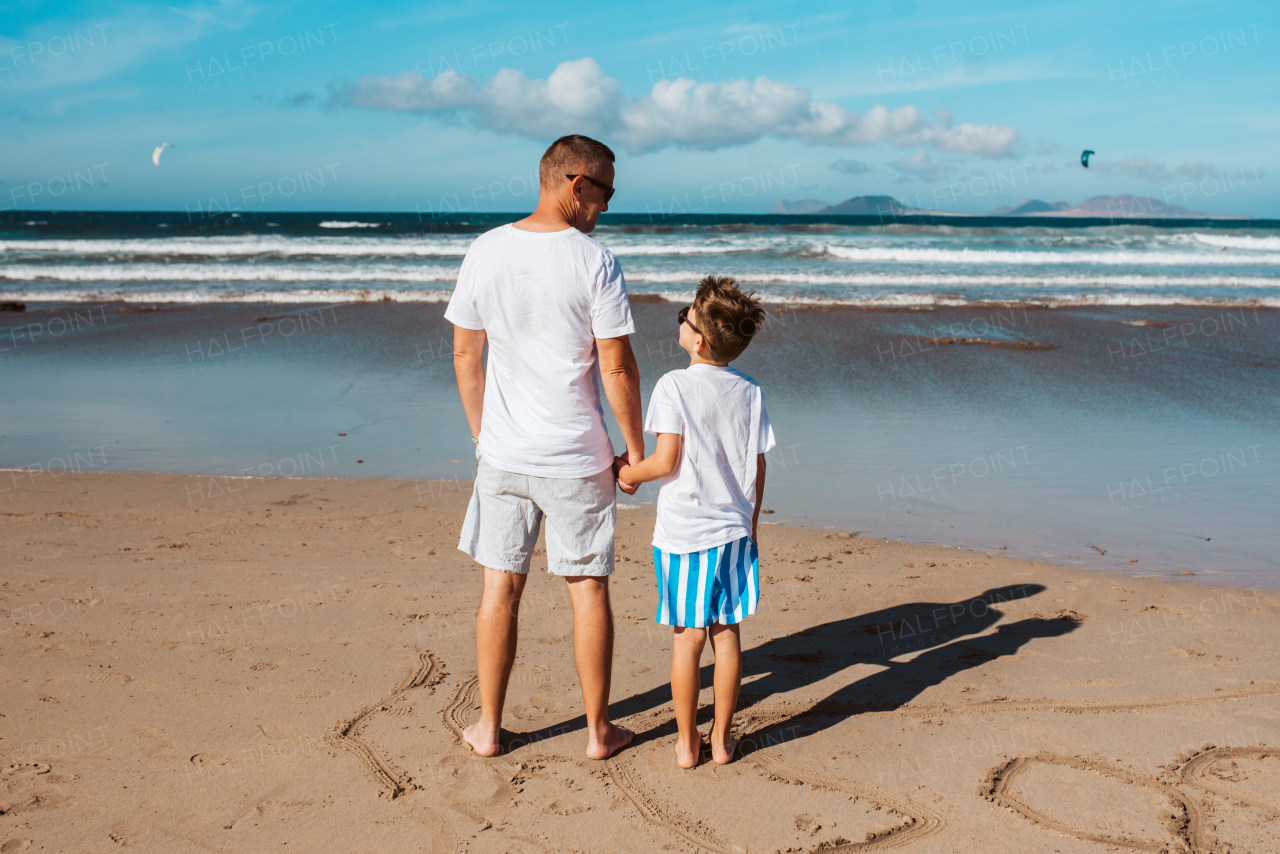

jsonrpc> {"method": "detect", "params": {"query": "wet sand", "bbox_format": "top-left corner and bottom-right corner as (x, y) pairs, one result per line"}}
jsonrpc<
(2, 471), (1278, 853)
(2, 301), (1277, 587)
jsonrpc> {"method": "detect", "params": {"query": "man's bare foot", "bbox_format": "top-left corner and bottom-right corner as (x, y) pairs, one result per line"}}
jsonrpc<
(463, 722), (502, 757)
(710, 731), (738, 765)
(675, 730), (703, 769)
(585, 722), (634, 760)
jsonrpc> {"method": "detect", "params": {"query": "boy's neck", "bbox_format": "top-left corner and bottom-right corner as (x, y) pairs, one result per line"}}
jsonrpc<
(688, 354), (730, 368)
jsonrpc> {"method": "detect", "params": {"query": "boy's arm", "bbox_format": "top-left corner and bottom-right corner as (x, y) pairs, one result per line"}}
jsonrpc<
(752, 454), (766, 542)
(453, 326), (487, 439)
(618, 433), (681, 485)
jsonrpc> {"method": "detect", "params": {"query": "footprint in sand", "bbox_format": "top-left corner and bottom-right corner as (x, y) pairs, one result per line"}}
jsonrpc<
(258, 723), (300, 740)
(1, 763), (50, 781)
(225, 799), (311, 829)
(1, 840), (31, 852)
(136, 729), (179, 761)
(0, 763), (78, 817)
(108, 818), (149, 846)
(87, 671), (134, 685)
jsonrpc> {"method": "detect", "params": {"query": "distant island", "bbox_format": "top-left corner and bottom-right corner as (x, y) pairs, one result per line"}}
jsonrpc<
(772, 195), (1250, 219)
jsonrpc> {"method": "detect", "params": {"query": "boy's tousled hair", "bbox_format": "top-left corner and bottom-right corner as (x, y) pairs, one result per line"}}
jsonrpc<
(539, 134), (615, 189)
(692, 275), (766, 362)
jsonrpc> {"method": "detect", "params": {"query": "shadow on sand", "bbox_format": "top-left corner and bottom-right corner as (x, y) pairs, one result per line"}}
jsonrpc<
(506, 583), (1081, 755)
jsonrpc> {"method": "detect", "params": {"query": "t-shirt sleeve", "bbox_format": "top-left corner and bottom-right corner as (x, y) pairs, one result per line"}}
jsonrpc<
(590, 250), (635, 339)
(443, 248), (484, 330)
(644, 375), (683, 436)
(757, 394), (777, 454)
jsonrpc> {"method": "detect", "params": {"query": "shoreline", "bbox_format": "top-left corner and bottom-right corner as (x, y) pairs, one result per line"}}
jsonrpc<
(3, 471), (1278, 853)
(1, 468), (1265, 594)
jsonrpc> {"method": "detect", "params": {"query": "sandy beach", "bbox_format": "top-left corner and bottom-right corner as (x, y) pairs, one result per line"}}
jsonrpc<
(3, 470), (1278, 853)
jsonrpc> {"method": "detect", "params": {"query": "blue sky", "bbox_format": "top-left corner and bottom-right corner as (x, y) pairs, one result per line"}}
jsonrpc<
(2, 0), (1276, 215)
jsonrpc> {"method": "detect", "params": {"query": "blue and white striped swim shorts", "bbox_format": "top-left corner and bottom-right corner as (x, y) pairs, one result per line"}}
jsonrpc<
(653, 536), (759, 628)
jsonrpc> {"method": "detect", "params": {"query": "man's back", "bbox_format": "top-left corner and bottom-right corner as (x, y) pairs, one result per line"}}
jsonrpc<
(445, 224), (634, 478)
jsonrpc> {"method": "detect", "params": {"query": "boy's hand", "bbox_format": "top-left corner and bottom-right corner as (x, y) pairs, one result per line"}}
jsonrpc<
(614, 455), (639, 495)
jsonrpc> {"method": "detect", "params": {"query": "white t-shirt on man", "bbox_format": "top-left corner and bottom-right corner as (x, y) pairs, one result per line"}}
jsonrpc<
(644, 364), (776, 554)
(444, 224), (635, 478)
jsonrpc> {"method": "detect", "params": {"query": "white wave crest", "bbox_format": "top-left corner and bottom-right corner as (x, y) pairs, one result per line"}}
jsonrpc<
(4, 289), (1275, 310)
(318, 221), (383, 228)
(819, 245), (1280, 265)
(623, 270), (1280, 288)
(0, 288), (454, 304)
(1186, 233), (1280, 251)
(0, 263), (461, 283)
(0, 237), (474, 258)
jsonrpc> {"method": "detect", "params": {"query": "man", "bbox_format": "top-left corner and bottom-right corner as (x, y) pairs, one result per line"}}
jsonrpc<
(446, 134), (643, 759)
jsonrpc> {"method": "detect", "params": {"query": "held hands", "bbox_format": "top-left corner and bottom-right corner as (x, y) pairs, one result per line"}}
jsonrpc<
(613, 450), (642, 495)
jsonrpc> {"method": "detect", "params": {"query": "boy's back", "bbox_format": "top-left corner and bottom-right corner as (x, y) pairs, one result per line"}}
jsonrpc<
(646, 364), (774, 554)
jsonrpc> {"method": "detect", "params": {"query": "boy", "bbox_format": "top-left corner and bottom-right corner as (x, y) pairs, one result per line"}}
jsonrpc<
(617, 276), (774, 768)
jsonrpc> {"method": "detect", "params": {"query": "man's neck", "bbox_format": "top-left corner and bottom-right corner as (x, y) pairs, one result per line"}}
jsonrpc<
(513, 194), (581, 233)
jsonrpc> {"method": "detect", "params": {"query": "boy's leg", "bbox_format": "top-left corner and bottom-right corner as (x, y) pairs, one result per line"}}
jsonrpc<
(671, 625), (708, 768)
(565, 576), (633, 760)
(708, 622), (742, 764)
(465, 567), (528, 757)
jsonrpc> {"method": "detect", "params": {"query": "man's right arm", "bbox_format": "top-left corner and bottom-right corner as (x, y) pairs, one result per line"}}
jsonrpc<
(596, 335), (644, 494)
(453, 325), (487, 441)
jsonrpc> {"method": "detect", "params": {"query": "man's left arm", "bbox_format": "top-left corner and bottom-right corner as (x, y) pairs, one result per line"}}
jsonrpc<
(597, 335), (644, 494)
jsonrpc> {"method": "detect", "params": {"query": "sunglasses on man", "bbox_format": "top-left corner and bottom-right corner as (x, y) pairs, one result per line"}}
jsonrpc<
(565, 173), (615, 203)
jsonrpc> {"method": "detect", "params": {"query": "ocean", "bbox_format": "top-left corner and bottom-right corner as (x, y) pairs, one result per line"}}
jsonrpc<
(2, 211), (1279, 309)
(2, 212), (1277, 588)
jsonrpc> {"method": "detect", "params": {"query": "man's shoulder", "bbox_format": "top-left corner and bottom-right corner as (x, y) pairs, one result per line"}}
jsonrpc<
(566, 229), (616, 265)
(468, 224), (513, 246)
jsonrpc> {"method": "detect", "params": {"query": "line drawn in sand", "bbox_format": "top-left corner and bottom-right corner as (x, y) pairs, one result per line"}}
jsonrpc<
(982, 751), (1208, 853)
(1179, 745), (1280, 820)
(442, 673), (481, 742)
(328, 650), (445, 799)
(986, 744), (1280, 853)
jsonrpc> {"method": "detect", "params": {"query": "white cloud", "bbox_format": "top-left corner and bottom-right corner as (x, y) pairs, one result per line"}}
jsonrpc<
(331, 58), (1019, 158)
(888, 151), (953, 181)
(892, 109), (1019, 158)
(831, 158), (873, 175)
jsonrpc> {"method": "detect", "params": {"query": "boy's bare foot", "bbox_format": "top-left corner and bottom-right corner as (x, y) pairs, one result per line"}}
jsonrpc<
(675, 731), (704, 769)
(462, 722), (502, 757)
(586, 722), (634, 760)
(710, 732), (739, 765)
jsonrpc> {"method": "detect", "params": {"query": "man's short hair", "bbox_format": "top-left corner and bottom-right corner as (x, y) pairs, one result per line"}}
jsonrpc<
(692, 275), (766, 362)
(539, 134), (616, 189)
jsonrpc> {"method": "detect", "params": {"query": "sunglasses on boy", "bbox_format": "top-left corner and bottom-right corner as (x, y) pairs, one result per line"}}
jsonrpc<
(678, 305), (718, 357)
(565, 173), (615, 203)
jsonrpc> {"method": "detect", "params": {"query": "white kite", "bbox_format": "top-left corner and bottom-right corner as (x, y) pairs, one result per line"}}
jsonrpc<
(152, 143), (173, 167)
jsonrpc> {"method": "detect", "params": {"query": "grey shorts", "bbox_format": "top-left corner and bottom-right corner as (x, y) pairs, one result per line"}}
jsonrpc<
(458, 458), (616, 576)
